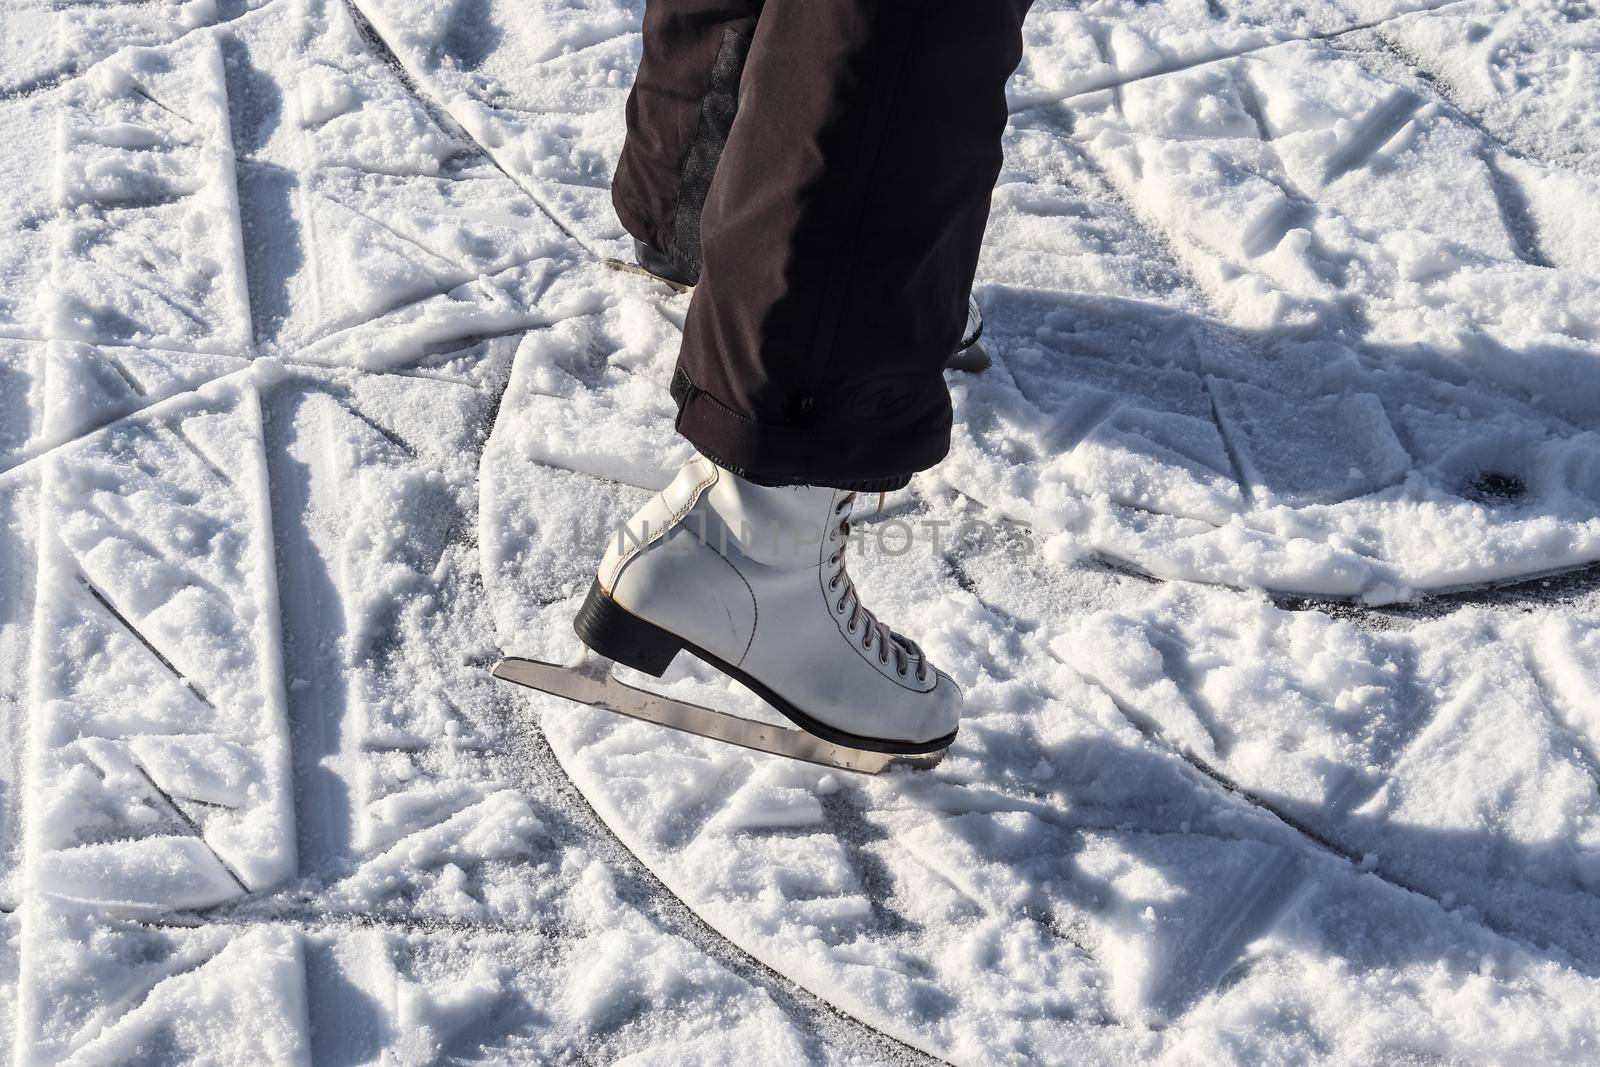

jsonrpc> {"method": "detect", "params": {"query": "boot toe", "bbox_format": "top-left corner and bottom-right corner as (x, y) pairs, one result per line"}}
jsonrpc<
(921, 669), (963, 744)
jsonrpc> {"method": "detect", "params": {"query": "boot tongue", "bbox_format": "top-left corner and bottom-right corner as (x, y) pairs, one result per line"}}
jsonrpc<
(705, 473), (839, 567)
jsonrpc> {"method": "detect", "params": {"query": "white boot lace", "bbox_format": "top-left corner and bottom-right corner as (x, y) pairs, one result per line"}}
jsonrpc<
(823, 493), (928, 682)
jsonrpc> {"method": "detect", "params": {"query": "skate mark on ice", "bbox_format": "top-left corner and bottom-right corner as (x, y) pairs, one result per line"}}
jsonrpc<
(341, 162), (501, 183)
(167, 422), (236, 487)
(1284, 559), (1600, 624)
(1477, 150), (1557, 270)
(1198, 371), (1256, 505)
(336, 0), (472, 142)
(146, 899), (554, 939)
(281, 359), (478, 387)
(1344, 37), (1561, 268)
(75, 575), (216, 710)
(332, 392), (421, 460)
(319, 194), (465, 273)
(1007, 0), (1477, 114)
(1079, 671), (1410, 870)
(525, 455), (669, 495)
(1364, 25), (1600, 178)
(488, 700), (944, 1063)
(420, 324), (541, 361)
(55, 941), (231, 1061)
(61, 578), (259, 895)
(96, 351), (147, 399)
(1522, 649), (1600, 791)
(0, 0), (272, 105)
(126, 762), (254, 894)
(1321, 86), (1426, 183)
(298, 935), (387, 1066)
(0, 332), (241, 361)
(76, 493), (241, 609)
(1068, 665), (1600, 969)
(84, 260), (215, 335)
(128, 85), (198, 129)
(340, 0), (598, 258)
(0, 365), (241, 482)
(290, 247), (569, 364)
(0, 65), (78, 106)
(1229, 69), (1327, 259)
(1140, 628), (1232, 759)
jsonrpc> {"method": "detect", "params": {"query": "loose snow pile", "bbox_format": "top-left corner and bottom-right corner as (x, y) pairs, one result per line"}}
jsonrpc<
(2, 0), (1600, 1062)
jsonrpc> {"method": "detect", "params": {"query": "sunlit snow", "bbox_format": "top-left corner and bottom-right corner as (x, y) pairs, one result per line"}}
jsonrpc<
(2, 0), (1599, 1062)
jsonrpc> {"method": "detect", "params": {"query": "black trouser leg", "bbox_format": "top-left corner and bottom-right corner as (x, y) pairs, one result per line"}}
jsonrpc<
(617, 0), (1031, 490)
(611, 0), (761, 284)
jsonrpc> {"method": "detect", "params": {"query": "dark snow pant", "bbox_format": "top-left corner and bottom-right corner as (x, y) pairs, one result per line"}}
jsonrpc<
(612, 0), (1032, 490)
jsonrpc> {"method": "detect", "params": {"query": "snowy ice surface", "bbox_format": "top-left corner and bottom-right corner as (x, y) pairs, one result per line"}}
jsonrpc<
(3, 0), (1600, 1062)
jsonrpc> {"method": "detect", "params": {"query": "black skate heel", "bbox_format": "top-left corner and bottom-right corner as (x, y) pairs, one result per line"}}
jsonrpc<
(573, 579), (684, 677)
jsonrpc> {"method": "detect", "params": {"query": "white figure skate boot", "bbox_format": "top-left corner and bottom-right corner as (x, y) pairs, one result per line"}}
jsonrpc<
(571, 454), (961, 754)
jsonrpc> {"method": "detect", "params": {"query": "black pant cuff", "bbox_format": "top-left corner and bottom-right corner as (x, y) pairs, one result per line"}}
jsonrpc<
(670, 368), (934, 493)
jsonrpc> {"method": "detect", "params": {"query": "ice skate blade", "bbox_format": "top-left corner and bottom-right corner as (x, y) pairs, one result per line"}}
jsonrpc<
(945, 338), (991, 373)
(492, 656), (945, 776)
(601, 258), (693, 294)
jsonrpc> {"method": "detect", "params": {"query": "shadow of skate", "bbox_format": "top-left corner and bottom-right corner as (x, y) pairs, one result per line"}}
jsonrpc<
(473, 261), (1600, 1042)
(816, 550), (1600, 1028)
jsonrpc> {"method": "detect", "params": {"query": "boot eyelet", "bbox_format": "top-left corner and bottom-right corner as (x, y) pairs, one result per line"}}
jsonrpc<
(897, 665), (909, 678)
(862, 632), (872, 649)
(829, 575), (839, 590)
(847, 619), (857, 634)
(836, 598), (847, 613)
(879, 652), (889, 666)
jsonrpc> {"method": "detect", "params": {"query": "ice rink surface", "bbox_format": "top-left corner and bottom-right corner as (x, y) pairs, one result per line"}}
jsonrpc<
(2, 0), (1599, 1061)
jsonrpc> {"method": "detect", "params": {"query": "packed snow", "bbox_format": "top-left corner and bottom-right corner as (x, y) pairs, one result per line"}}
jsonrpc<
(2, 0), (1599, 1062)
